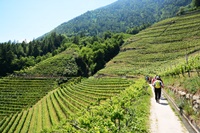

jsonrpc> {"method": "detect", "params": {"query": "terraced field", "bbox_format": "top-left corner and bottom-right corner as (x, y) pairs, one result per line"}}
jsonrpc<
(0, 78), (57, 121)
(97, 12), (200, 77)
(0, 77), (131, 133)
(1, 10), (200, 133)
(16, 51), (79, 77)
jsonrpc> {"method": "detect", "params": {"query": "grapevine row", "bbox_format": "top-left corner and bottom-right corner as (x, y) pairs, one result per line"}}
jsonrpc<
(0, 77), (130, 132)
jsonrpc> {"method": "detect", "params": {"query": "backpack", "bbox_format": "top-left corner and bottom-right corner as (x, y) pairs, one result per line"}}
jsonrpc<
(154, 80), (161, 89)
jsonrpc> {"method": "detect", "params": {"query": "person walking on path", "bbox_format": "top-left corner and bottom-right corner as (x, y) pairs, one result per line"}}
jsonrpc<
(150, 84), (189, 133)
(153, 76), (164, 103)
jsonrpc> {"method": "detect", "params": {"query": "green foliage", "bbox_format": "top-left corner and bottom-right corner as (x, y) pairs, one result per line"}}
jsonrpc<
(1, 31), (126, 78)
(164, 78), (200, 122)
(0, 32), (65, 76)
(49, 79), (151, 133)
(1, 3), (200, 133)
(183, 77), (200, 93)
(16, 51), (79, 77)
(52, 0), (191, 37)
(0, 77), (131, 133)
(163, 55), (200, 77)
(97, 12), (200, 77)
(126, 24), (151, 35)
(163, 74), (200, 95)
(192, 0), (200, 7)
(0, 77), (57, 121)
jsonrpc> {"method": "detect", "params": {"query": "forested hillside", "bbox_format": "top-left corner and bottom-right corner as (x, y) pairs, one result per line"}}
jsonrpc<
(50, 0), (191, 36)
(0, 31), (127, 77)
(0, 33), (65, 77)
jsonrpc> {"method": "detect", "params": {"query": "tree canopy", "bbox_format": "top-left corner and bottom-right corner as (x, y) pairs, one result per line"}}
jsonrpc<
(192, 0), (200, 7)
(0, 32), (126, 77)
(49, 0), (191, 37)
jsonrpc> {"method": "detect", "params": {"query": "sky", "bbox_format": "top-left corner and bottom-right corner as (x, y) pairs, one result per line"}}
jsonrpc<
(0, 0), (117, 43)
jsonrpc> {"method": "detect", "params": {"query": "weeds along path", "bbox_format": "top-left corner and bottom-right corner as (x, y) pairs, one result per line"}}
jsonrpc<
(149, 85), (188, 133)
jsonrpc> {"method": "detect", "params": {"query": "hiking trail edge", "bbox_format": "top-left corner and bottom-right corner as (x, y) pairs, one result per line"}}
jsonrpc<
(149, 85), (189, 133)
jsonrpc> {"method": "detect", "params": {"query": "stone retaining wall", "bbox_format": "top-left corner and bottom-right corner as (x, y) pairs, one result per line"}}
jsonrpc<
(168, 86), (200, 113)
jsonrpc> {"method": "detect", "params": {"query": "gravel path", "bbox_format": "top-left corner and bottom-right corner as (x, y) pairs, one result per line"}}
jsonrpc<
(150, 85), (189, 133)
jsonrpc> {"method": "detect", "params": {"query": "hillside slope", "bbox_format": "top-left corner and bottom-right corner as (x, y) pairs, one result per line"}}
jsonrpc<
(0, 77), (132, 133)
(48, 0), (191, 37)
(96, 12), (200, 77)
(15, 33), (126, 78)
(15, 49), (80, 77)
(1, 10), (200, 133)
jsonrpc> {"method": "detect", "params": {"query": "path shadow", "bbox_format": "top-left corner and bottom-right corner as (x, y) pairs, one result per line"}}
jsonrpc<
(159, 102), (168, 106)
(161, 97), (167, 100)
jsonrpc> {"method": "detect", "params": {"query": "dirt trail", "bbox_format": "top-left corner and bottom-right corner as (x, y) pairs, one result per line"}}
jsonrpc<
(150, 85), (189, 133)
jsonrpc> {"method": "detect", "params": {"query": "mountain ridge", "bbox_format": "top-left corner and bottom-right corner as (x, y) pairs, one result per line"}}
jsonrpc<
(43, 0), (191, 37)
